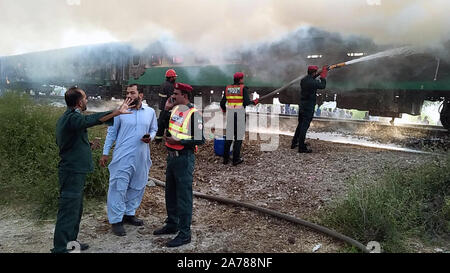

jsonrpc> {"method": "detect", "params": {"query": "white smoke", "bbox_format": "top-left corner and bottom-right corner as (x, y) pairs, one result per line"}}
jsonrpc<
(1, 0), (449, 56)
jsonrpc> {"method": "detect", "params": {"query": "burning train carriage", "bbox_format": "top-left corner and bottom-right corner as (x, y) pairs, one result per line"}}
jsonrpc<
(125, 46), (450, 129)
(0, 38), (449, 130)
(0, 43), (131, 97)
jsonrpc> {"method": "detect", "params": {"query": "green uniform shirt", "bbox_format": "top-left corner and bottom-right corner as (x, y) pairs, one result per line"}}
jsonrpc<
(56, 108), (114, 173)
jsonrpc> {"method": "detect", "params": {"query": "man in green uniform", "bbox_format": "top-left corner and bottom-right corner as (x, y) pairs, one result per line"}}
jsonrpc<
(153, 83), (205, 248)
(51, 87), (132, 253)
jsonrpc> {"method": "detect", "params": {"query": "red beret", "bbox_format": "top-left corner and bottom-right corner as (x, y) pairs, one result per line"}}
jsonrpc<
(234, 72), (244, 80)
(308, 65), (319, 72)
(175, 82), (193, 92)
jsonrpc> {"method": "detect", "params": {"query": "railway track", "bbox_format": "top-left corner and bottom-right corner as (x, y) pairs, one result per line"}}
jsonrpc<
(244, 112), (448, 133)
(202, 110), (448, 137)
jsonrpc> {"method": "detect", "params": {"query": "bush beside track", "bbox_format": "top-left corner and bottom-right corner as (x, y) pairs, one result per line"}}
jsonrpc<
(0, 92), (109, 218)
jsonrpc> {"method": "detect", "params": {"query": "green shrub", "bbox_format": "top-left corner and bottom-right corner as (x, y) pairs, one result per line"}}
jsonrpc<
(0, 92), (110, 218)
(320, 156), (450, 252)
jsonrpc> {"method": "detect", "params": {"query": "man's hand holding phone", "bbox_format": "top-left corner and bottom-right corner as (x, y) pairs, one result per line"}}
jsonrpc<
(141, 133), (151, 144)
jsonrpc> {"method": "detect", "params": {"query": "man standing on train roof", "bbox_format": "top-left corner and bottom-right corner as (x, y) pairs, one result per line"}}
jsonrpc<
(52, 87), (132, 253)
(153, 82), (205, 247)
(220, 72), (258, 166)
(155, 69), (177, 143)
(100, 84), (158, 237)
(291, 65), (328, 153)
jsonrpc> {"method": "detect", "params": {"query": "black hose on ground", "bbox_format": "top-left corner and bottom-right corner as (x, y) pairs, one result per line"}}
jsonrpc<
(149, 177), (371, 253)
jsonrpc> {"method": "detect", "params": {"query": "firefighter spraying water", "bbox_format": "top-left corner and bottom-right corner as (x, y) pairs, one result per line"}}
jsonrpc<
(258, 46), (417, 102)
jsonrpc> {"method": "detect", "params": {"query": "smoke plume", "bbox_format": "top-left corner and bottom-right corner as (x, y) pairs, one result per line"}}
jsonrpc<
(1, 0), (449, 56)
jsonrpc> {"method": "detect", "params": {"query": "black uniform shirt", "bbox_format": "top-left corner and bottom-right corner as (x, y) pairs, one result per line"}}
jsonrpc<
(299, 75), (326, 108)
(159, 80), (175, 110)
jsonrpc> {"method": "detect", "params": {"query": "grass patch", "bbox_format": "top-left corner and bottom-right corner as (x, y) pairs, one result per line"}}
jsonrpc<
(0, 92), (110, 218)
(320, 155), (450, 252)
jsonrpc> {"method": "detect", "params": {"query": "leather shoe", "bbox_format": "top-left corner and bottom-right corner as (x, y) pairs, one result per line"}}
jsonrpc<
(298, 147), (312, 153)
(166, 235), (191, 247)
(153, 225), (178, 235)
(67, 241), (89, 252)
(232, 158), (244, 166)
(123, 215), (144, 226)
(112, 222), (126, 236)
(76, 241), (89, 251)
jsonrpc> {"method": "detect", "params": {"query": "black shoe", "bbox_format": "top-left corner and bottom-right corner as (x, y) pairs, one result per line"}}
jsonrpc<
(293, 142), (309, 149)
(298, 147), (312, 153)
(67, 241), (89, 252)
(112, 222), (126, 236)
(223, 157), (229, 165)
(166, 235), (191, 248)
(76, 241), (89, 251)
(123, 215), (144, 226)
(232, 158), (244, 166)
(153, 225), (178, 235)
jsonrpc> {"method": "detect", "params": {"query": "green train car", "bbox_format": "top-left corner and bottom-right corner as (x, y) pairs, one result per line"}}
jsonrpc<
(1, 29), (449, 129)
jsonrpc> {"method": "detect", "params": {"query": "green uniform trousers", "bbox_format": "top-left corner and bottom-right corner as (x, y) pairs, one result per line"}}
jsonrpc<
(51, 170), (86, 253)
(165, 151), (195, 239)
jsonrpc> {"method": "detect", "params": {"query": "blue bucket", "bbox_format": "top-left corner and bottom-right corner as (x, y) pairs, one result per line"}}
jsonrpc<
(214, 136), (232, 156)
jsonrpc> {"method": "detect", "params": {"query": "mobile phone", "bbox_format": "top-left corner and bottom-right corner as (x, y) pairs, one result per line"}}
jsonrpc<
(143, 134), (150, 139)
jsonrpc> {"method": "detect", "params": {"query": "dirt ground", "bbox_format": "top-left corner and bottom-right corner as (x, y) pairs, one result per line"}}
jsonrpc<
(1, 128), (448, 253)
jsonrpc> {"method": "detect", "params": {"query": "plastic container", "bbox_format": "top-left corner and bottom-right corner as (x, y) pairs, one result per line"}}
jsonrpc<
(214, 136), (232, 156)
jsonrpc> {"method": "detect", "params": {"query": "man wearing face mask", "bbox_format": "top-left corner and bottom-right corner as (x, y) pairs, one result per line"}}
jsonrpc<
(100, 84), (158, 236)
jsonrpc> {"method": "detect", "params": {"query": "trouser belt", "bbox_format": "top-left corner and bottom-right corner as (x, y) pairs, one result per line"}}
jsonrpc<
(167, 149), (193, 157)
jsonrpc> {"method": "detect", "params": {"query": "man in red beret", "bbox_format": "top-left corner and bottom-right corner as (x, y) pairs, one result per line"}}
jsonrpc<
(220, 72), (258, 165)
(153, 82), (205, 247)
(291, 65), (328, 153)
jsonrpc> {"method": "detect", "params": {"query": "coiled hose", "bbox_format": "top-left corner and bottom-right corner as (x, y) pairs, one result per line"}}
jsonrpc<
(149, 177), (372, 253)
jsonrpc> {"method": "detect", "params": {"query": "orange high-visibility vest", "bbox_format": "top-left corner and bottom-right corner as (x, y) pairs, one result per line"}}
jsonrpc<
(225, 84), (244, 108)
(165, 105), (198, 150)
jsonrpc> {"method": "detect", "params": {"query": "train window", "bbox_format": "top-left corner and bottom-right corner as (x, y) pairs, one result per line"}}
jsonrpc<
(151, 55), (162, 66)
(132, 55), (140, 66)
(171, 56), (183, 64)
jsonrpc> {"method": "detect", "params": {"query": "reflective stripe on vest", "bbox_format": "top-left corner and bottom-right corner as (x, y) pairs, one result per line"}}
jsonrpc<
(225, 85), (244, 108)
(166, 105), (198, 150)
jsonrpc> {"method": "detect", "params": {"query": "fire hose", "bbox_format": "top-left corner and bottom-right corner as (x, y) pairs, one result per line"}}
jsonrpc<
(148, 177), (373, 253)
(202, 62), (346, 114)
(257, 62), (346, 101)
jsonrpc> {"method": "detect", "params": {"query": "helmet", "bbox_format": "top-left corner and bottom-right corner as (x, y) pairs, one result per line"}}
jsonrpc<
(233, 72), (244, 80)
(165, 69), (177, 78)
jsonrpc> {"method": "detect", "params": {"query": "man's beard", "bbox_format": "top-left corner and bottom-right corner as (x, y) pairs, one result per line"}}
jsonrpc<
(130, 98), (140, 107)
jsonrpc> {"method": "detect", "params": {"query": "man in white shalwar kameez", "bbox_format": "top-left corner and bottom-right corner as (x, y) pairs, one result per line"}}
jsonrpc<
(100, 84), (158, 236)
